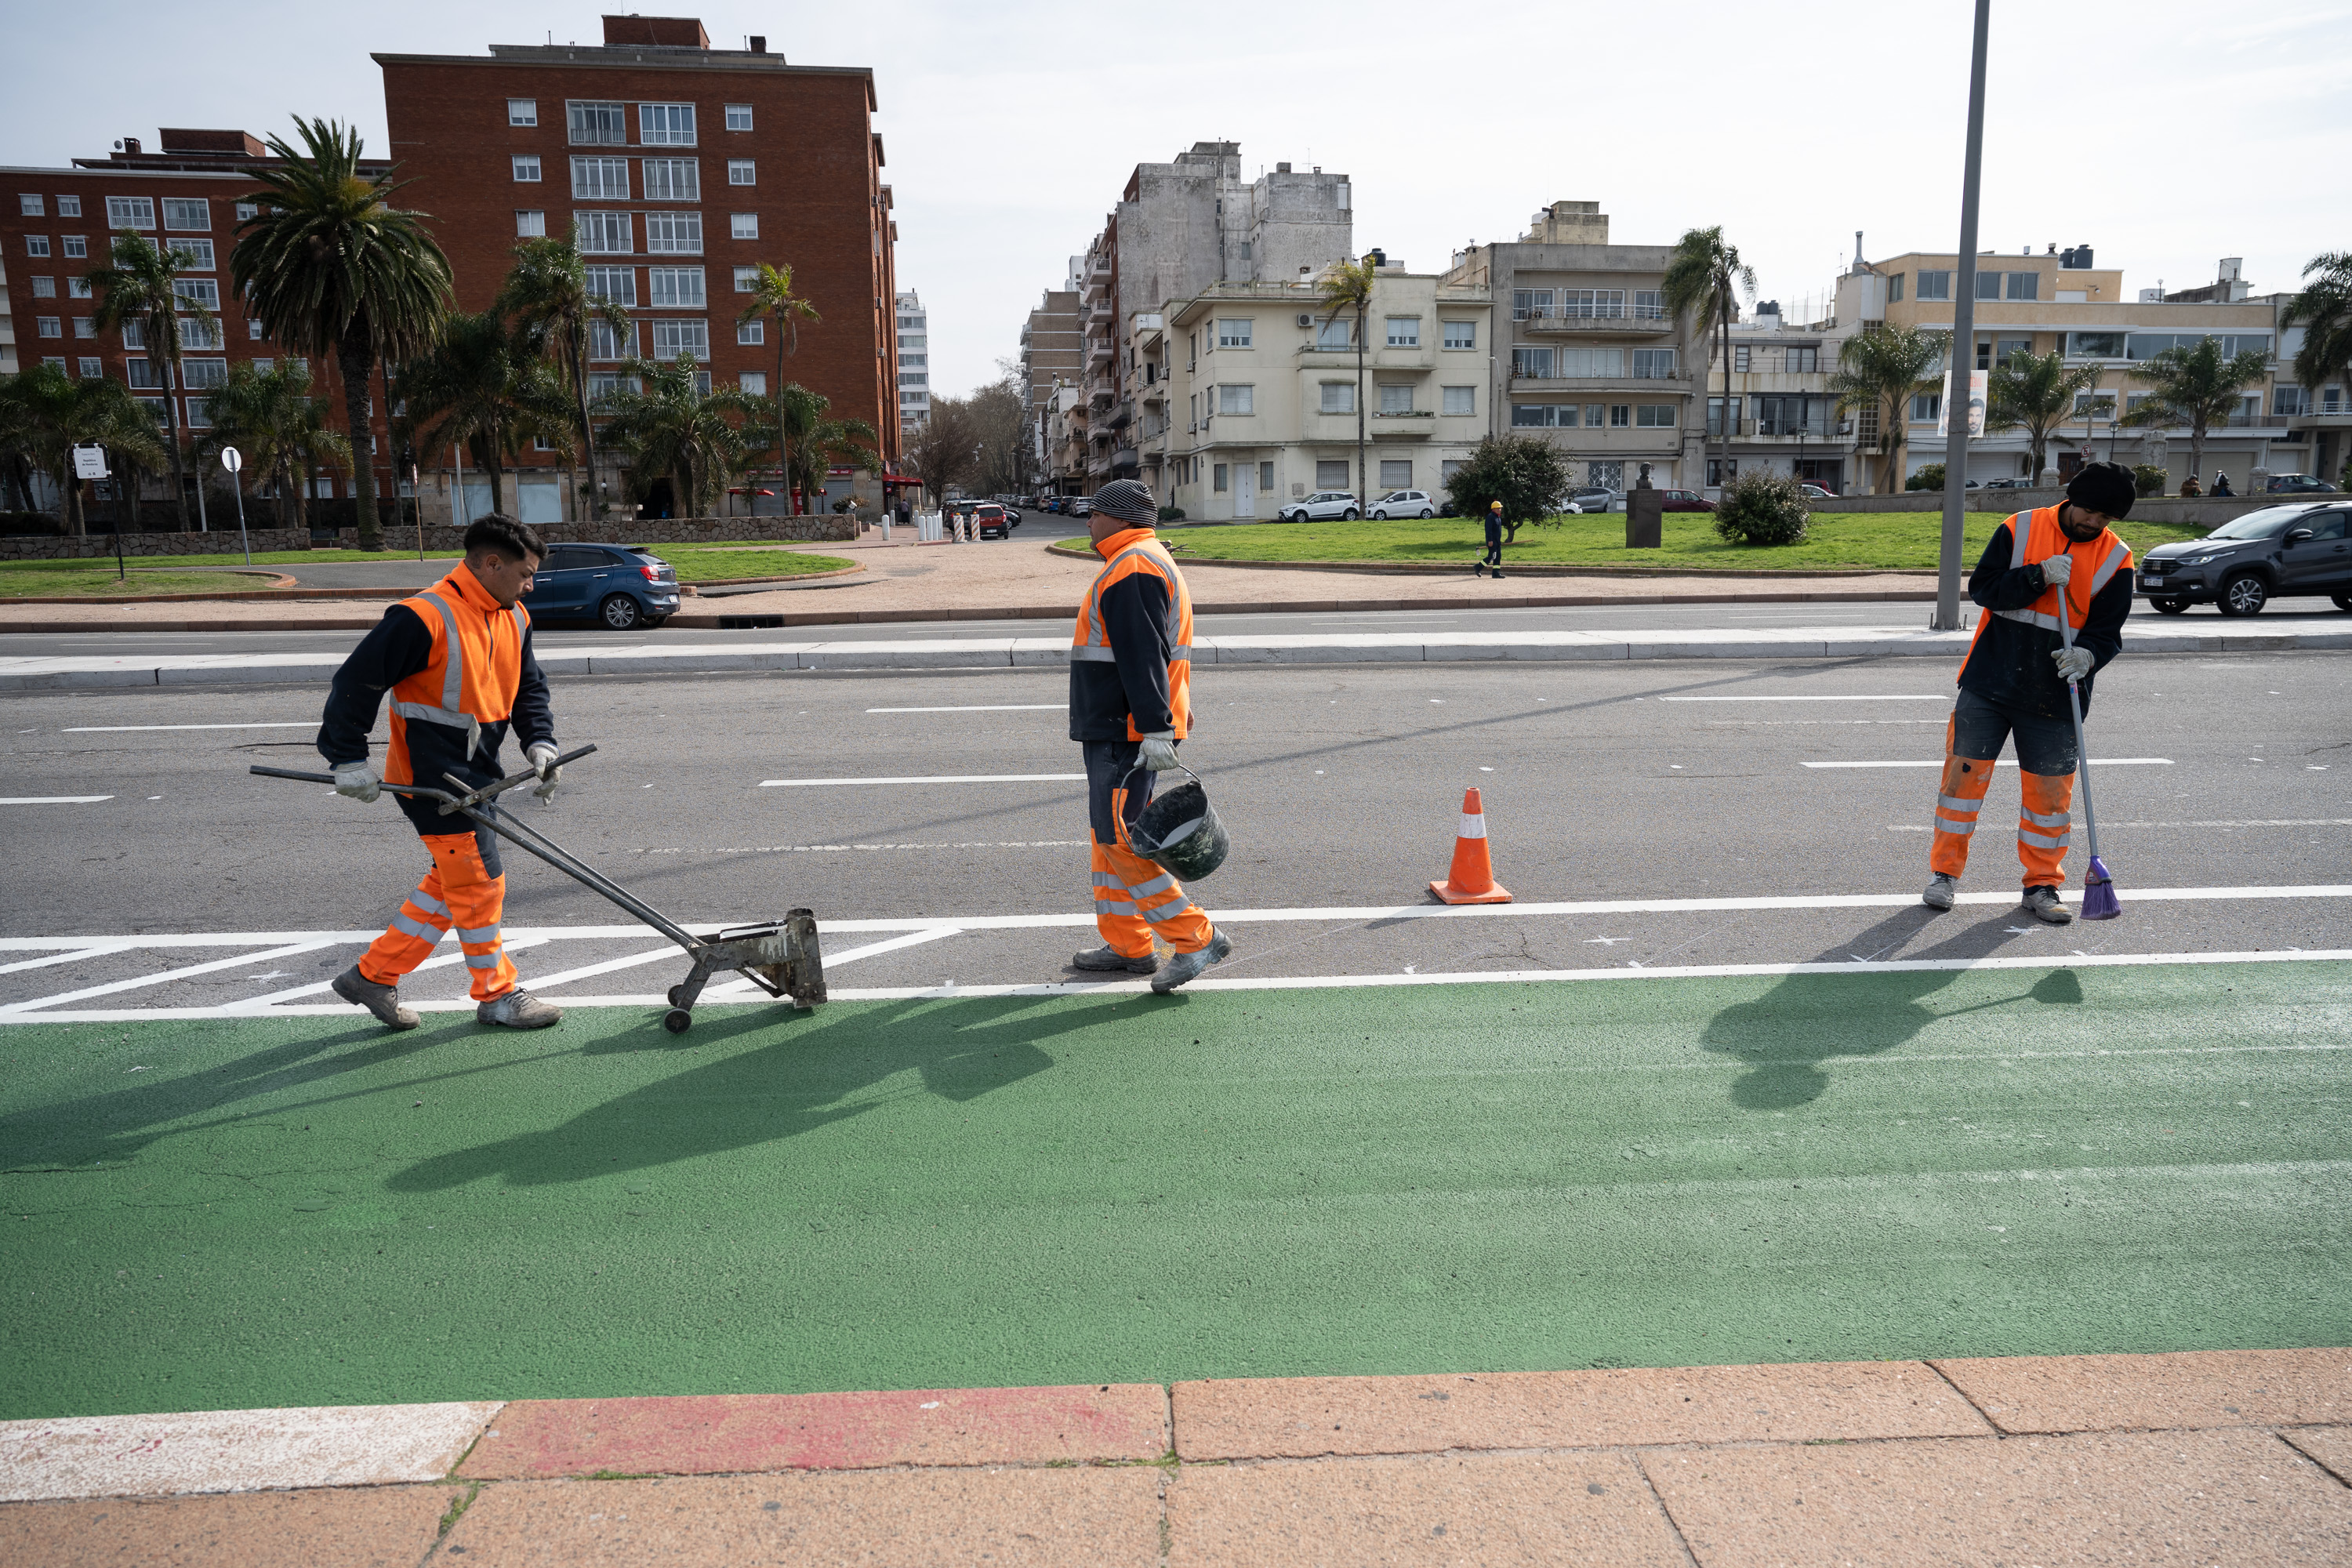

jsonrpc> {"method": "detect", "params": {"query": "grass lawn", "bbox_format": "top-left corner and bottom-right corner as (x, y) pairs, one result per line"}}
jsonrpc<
(659, 547), (854, 583)
(1157, 510), (2212, 572)
(0, 545), (852, 595)
(0, 568), (279, 598)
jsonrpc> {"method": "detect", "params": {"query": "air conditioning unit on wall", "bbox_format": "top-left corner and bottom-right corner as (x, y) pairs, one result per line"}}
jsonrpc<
(1296, 314), (1314, 328)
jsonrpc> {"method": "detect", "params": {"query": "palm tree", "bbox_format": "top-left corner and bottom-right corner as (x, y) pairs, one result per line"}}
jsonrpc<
(1316, 256), (1377, 508)
(1661, 227), (1755, 495)
(232, 117), (452, 550)
(774, 383), (878, 515)
(393, 310), (567, 519)
(0, 363), (166, 535)
(196, 360), (350, 530)
(498, 231), (633, 521)
(85, 230), (219, 532)
(1984, 348), (2105, 487)
(1827, 325), (1944, 495)
(2124, 336), (2273, 481)
(736, 262), (820, 506)
(2282, 252), (2352, 402)
(601, 354), (768, 518)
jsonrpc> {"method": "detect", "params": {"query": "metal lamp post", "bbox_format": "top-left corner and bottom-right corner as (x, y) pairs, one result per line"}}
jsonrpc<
(1933, 0), (1993, 633)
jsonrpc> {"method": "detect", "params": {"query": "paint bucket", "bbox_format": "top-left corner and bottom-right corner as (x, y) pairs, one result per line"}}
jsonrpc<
(1127, 763), (1230, 881)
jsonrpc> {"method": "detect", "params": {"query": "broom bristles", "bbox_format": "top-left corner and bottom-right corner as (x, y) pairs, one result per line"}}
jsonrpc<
(2080, 855), (2122, 920)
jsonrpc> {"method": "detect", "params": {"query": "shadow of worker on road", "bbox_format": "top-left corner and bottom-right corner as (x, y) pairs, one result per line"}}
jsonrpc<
(1699, 908), (2085, 1110)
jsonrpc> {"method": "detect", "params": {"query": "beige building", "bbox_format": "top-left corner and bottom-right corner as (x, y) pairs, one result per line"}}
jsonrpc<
(1835, 245), (2286, 492)
(1711, 300), (1855, 492)
(1160, 264), (1492, 521)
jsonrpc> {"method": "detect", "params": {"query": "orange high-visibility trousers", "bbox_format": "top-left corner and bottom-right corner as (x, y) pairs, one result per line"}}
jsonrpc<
(1928, 713), (2078, 887)
(358, 830), (517, 1001)
(1091, 837), (1214, 957)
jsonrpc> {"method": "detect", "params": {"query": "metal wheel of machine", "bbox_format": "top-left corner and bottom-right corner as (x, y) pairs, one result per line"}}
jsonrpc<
(2152, 597), (2190, 615)
(662, 1007), (693, 1034)
(2216, 572), (2268, 617)
(601, 593), (644, 631)
(2334, 593), (2352, 612)
(667, 985), (687, 1007)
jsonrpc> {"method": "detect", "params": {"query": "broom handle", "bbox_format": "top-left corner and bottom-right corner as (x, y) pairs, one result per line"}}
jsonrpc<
(2056, 618), (2103, 862)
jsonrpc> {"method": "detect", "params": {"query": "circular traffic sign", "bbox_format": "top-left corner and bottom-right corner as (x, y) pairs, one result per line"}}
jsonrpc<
(220, 445), (243, 474)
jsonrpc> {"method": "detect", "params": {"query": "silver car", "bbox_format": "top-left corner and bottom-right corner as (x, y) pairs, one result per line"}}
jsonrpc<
(1277, 490), (1362, 522)
(1369, 489), (1436, 519)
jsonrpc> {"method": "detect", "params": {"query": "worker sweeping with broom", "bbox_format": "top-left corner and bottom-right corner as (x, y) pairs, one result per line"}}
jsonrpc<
(1922, 461), (2136, 924)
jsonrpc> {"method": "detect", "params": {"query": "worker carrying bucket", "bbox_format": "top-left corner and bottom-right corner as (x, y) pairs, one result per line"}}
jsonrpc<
(1922, 462), (2136, 924)
(1066, 478), (1234, 993)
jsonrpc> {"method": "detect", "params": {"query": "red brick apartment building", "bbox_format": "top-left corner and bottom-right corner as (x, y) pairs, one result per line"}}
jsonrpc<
(1, 15), (897, 528)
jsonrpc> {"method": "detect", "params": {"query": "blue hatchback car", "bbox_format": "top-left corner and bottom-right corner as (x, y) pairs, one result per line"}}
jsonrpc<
(523, 543), (681, 630)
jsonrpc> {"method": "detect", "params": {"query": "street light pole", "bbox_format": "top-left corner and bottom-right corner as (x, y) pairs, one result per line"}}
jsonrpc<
(1933, 0), (1992, 633)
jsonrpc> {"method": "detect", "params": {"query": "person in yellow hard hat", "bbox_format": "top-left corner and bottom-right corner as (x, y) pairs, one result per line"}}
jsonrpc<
(1475, 499), (1506, 579)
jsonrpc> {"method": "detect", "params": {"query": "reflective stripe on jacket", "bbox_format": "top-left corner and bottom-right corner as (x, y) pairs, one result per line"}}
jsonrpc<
(1958, 507), (2134, 720)
(1069, 526), (1193, 741)
(386, 565), (532, 786)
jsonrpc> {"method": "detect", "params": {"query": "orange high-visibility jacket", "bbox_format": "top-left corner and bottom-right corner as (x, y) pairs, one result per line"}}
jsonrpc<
(1069, 526), (1193, 741)
(1958, 506), (2133, 717)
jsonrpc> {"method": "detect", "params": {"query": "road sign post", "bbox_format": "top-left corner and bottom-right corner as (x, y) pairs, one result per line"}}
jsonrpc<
(72, 446), (123, 579)
(220, 446), (250, 565)
(1934, 0), (1992, 633)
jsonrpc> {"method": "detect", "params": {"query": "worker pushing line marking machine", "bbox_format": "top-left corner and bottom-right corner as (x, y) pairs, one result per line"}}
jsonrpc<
(252, 746), (826, 1034)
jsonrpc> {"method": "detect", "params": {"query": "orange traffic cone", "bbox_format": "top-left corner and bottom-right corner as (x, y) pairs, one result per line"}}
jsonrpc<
(1430, 787), (1512, 905)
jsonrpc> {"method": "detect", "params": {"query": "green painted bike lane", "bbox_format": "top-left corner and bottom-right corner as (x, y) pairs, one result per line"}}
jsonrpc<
(3, 961), (2347, 1421)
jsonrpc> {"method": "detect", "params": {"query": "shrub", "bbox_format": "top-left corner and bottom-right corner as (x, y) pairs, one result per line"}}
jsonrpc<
(2131, 464), (2167, 497)
(1441, 436), (1571, 542)
(1157, 504), (1185, 522)
(1712, 471), (1811, 546)
(1906, 463), (1944, 492)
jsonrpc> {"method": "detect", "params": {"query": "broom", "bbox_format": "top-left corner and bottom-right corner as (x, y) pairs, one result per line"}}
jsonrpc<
(2056, 615), (2121, 920)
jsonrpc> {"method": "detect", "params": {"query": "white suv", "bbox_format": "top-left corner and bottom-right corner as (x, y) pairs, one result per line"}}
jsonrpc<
(1369, 489), (1436, 519)
(1277, 490), (1362, 522)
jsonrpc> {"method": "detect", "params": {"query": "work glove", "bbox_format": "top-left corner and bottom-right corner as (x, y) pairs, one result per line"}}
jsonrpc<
(527, 742), (561, 805)
(2038, 552), (2074, 587)
(1137, 733), (1181, 772)
(332, 760), (380, 804)
(2052, 646), (2094, 683)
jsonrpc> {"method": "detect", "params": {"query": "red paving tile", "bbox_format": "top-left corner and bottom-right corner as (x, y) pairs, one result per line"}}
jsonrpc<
(1173, 1360), (1991, 1461)
(0, 1483), (453, 1567)
(440, 1465), (1163, 1566)
(1645, 1426), (2352, 1566)
(456, 1384), (1167, 1480)
(1933, 1347), (2352, 1434)
(1165, 1450), (1688, 1566)
(2280, 1425), (2352, 1487)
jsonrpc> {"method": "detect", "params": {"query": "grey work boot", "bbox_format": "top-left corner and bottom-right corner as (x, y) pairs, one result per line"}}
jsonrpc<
(477, 989), (563, 1029)
(1072, 944), (1158, 975)
(332, 965), (419, 1031)
(1922, 873), (1958, 912)
(2021, 885), (2074, 926)
(1151, 928), (1234, 994)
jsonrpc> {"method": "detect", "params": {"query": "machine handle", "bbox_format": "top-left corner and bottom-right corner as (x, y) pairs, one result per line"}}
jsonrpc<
(249, 743), (598, 804)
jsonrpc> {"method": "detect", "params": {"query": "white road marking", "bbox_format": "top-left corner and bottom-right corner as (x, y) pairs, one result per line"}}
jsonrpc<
(1889, 818), (2352, 833)
(759, 774), (1085, 788)
(0, 797), (114, 805)
(241, 938), (550, 1008)
(1804, 759), (2174, 769)
(0, 941), (336, 1015)
(632, 840), (1087, 856)
(865, 704), (1067, 713)
(60, 722), (317, 732)
(0, 946), (130, 977)
(1664, 695), (1950, 702)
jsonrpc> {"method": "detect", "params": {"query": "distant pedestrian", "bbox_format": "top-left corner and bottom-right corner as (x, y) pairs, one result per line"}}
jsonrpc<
(2179, 474), (2202, 498)
(895, 498), (912, 527)
(2209, 473), (2233, 496)
(1474, 499), (1505, 578)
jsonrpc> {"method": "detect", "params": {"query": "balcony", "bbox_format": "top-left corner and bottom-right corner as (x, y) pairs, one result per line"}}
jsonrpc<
(1106, 399), (1134, 430)
(1371, 411), (1437, 440)
(1087, 296), (1112, 324)
(1087, 377), (1116, 405)
(1515, 309), (1674, 338)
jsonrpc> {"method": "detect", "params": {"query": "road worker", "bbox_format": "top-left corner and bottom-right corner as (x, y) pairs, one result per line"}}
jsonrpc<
(1475, 499), (1506, 578)
(317, 514), (564, 1030)
(1067, 478), (1232, 993)
(1922, 461), (2136, 924)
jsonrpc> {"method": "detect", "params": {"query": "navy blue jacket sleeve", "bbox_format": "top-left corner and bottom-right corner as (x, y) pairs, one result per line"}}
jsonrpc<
(1966, 523), (2048, 612)
(1098, 572), (1175, 735)
(317, 604), (430, 767)
(511, 623), (555, 751)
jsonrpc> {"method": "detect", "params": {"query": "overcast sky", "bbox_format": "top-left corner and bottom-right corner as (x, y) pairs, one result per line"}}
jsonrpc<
(16, 0), (2349, 399)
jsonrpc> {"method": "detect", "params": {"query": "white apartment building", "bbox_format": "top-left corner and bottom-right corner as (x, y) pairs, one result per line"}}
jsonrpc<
(1161, 265), (1493, 521)
(895, 289), (928, 436)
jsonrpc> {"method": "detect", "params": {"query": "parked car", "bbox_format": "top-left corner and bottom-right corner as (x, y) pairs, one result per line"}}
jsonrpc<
(971, 503), (1019, 540)
(1278, 490), (1363, 522)
(522, 543), (680, 630)
(1067, 497), (1094, 518)
(1798, 482), (1840, 500)
(2136, 503), (2352, 616)
(1981, 477), (2039, 491)
(1369, 489), (1436, 519)
(2263, 474), (2342, 495)
(1657, 488), (1715, 513)
(1562, 486), (1623, 514)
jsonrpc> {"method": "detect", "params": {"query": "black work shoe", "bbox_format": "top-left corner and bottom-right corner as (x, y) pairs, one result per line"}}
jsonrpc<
(332, 965), (419, 1030)
(1473, 561), (1486, 577)
(1072, 944), (1158, 975)
(2021, 886), (2074, 925)
(1152, 929), (1234, 993)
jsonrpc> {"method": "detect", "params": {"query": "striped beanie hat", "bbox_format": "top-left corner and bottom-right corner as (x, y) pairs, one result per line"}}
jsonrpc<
(1091, 478), (1158, 524)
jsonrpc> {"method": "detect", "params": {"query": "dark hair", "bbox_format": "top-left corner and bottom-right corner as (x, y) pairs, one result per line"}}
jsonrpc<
(463, 514), (545, 564)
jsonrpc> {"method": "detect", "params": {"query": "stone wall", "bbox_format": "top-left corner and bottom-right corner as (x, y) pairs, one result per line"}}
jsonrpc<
(1821, 491), (2286, 527)
(0, 514), (861, 561)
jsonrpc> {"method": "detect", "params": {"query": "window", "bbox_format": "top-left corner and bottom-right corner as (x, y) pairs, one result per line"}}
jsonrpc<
(180, 318), (223, 350)
(1916, 270), (1952, 301)
(1442, 385), (1475, 416)
(31, 276), (54, 297)
(1636, 404), (1675, 428)
(1973, 270), (2002, 300)
(728, 159), (757, 185)
(107, 195), (154, 228)
(63, 235), (87, 259)
(73, 317), (93, 339)
(1258, 460), (1275, 492)
(166, 238), (215, 270)
(122, 320), (145, 348)
(1994, 338), (2031, 368)
(248, 318), (263, 338)
(575, 210), (631, 253)
(584, 265), (637, 306)
(650, 319), (710, 361)
(1630, 348), (1676, 379)
(37, 316), (62, 339)
(639, 103), (697, 145)
(162, 198), (209, 230)
(25, 235), (49, 256)
(124, 356), (161, 385)
(19, 194), (42, 216)
(2068, 331), (2125, 358)
(739, 371), (766, 395)
(515, 209), (546, 238)
(56, 194), (79, 218)
(2074, 391), (2118, 419)
(2274, 385), (2307, 417)
(78, 357), (100, 377)
(68, 275), (91, 297)
(900, 354), (925, 368)
(1511, 347), (1552, 378)
(1634, 289), (1664, 319)
(173, 278), (220, 310)
(2125, 332), (2271, 361)
(1212, 463), (1229, 492)
(641, 158), (699, 201)
(1441, 459), (1466, 486)
(1380, 459), (1413, 488)
(234, 201), (256, 220)
(732, 265), (762, 294)
(1733, 344), (1751, 372)
(181, 358), (228, 390)
(1319, 382), (1354, 413)
(1553, 289), (1627, 319)
(1217, 383), (1254, 416)
(513, 154), (543, 183)
(589, 320), (635, 361)
(2006, 271), (2039, 300)
(1784, 346), (1819, 373)
(1385, 316), (1419, 347)
(508, 98), (538, 126)
(1610, 404), (1630, 427)
(1584, 405), (1606, 427)
(1911, 393), (1941, 422)
(1555, 348), (1624, 378)
(1217, 318), (1252, 349)
(738, 319), (764, 344)
(1886, 273), (1905, 303)
(643, 210), (703, 252)
(648, 266), (705, 307)
(1316, 459), (1351, 488)
(182, 398), (213, 430)
(1512, 288), (1550, 320)
(1379, 384), (1414, 414)
(572, 157), (630, 199)
(1442, 319), (1475, 350)
(568, 100), (628, 144)
(1704, 396), (1742, 436)
(725, 103), (753, 131)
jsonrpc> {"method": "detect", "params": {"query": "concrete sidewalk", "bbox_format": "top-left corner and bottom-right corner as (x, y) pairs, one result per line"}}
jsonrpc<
(4, 1348), (2345, 1564)
(4, 619), (2349, 689)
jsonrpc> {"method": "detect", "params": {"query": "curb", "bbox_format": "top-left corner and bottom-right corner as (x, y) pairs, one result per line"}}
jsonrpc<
(1050, 539), (1941, 579)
